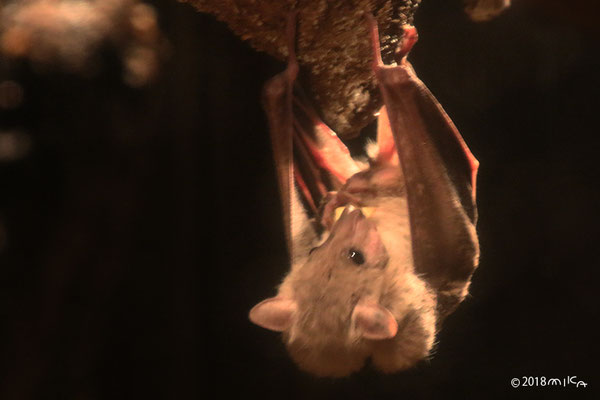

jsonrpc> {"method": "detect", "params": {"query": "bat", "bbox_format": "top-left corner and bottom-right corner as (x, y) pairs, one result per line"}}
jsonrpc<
(249, 14), (479, 377)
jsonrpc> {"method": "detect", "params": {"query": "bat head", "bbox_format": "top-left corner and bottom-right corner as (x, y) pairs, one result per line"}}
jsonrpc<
(250, 206), (421, 377)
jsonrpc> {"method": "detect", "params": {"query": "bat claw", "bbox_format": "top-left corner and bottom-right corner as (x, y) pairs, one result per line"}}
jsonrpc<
(367, 16), (418, 66)
(395, 25), (418, 63)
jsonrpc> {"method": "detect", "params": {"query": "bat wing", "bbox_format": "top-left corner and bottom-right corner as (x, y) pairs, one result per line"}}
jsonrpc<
(262, 15), (360, 261)
(370, 19), (480, 317)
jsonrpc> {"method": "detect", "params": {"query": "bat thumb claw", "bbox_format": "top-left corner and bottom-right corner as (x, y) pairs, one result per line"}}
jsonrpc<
(395, 25), (418, 63)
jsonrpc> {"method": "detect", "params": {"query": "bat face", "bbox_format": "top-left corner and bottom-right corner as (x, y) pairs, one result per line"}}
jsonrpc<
(285, 208), (390, 376)
(250, 205), (436, 377)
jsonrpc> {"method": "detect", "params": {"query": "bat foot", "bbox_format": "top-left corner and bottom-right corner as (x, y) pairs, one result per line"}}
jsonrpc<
(395, 26), (418, 63)
(285, 12), (299, 80)
(367, 16), (418, 66)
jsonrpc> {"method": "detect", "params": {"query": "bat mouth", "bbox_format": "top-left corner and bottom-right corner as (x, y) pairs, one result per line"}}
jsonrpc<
(330, 205), (379, 240)
(333, 206), (376, 223)
(337, 205), (363, 222)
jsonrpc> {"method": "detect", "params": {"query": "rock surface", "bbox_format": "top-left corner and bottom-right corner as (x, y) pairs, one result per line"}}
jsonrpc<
(179, 0), (421, 138)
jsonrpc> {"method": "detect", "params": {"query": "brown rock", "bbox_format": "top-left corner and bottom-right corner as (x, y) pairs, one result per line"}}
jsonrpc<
(179, 0), (421, 138)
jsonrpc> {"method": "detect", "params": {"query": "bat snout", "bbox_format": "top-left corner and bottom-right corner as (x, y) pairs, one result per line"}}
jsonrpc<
(330, 206), (369, 237)
(342, 205), (364, 219)
(336, 206), (366, 225)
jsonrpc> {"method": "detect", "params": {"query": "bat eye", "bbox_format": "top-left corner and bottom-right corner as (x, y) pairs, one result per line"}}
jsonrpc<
(309, 247), (318, 255)
(347, 248), (365, 265)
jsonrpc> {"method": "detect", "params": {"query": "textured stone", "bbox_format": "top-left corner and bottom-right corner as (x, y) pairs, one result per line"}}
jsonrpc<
(180, 0), (421, 138)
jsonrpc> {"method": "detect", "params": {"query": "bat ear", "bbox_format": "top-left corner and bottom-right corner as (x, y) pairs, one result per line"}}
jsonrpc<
(351, 303), (398, 340)
(249, 297), (297, 332)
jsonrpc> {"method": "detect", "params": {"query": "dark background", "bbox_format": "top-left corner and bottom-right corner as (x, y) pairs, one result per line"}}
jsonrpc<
(1, 0), (599, 399)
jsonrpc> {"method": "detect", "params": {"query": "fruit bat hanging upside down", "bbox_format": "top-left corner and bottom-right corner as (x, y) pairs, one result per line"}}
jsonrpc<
(249, 15), (479, 377)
